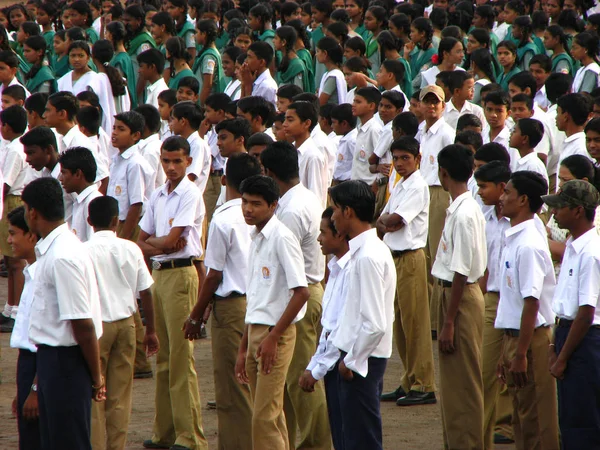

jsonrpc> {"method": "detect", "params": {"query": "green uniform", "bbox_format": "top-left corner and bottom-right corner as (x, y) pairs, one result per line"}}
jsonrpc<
(25, 64), (57, 94)
(168, 68), (195, 90)
(276, 57), (310, 92)
(192, 46), (226, 96)
(111, 51), (138, 108)
(297, 48), (316, 93)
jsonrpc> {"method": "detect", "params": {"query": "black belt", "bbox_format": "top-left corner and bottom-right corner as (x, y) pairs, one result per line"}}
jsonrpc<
(557, 318), (600, 329)
(440, 280), (475, 288)
(391, 249), (419, 258)
(211, 169), (224, 176)
(214, 291), (244, 300)
(151, 258), (194, 271)
(504, 325), (550, 337)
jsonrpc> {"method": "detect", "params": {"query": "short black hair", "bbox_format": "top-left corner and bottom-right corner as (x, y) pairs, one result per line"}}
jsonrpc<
(58, 147), (97, 183)
(177, 76), (200, 94)
(390, 137), (420, 157)
(331, 103), (357, 128)
(48, 91), (79, 121)
(438, 144), (473, 182)
(392, 112), (419, 137)
(114, 111), (145, 135)
(561, 154), (595, 182)
(455, 130), (483, 151)
(21, 177), (64, 221)
(447, 70), (474, 93)
(381, 59), (406, 85)
(484, 90), (511, 108)
(381, 89), (405, 110)
(319, 103), (334, 124)
(557, 93), (593, 126)
(172, 101), (204, 129)
(260, 141), (299, 182)
(329, 180), (375, 223)
(158, 89), (177, 106)
(3, 85), (26, 102)
(248, 41), (274, 66)
(246, 132), (274, 149)
(137, 48), (165, 73)
(7, 206), (29, 233)
(237, 96), (275, 126)
(292, 93), (320, 113)
(510, 170), (548, 212)
(239, 174), (280, 205)
(545, 73), (573, 104)
(0, 50), (19, 68)
(355, 86), (382, 107)
(76, 106), (101, 135)
(24, 92), (49, 116)
(162, 135), (191, 156)
(512, 93), (533, 110)
(277, 84), (303, 100)
(134, 104), (161, 134)
(516, 118), (544, 148)
(288, 101), (318, 131)
(205, 93), (232, 112)
(225, 152), (263, 192)
(20, 126), (57, 151)
(215, 117), (252, 144)
(474, 161), (512, 183)
(474, 142), (511, 164)
(321, 206), (338, 234)
(88, 196), (119, 228)
(508, 71), (537, 96)
(529, 54), (551, 73)
(0, 105), (27, 134)
(456, 113), (483, 131)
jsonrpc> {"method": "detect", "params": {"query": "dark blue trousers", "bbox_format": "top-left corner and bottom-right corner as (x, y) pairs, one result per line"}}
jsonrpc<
(36, 345), (92, 450)
(325, 364), (345, 450)
(17, 349), (41, 450)
(556, 326), (600, 450)
(336, 352), (387, 450)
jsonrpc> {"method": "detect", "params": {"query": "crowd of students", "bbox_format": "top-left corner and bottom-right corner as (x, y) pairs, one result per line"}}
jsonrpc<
(2, 0), (600, 449)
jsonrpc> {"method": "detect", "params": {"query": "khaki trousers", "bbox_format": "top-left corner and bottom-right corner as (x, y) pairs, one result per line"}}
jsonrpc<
(284, 283), (331, 450)
(427, 186), (450, 332)
(91, 316), (136, 450)
(393, 249), (435, 393)
(373, 176), (389, 221)
(438, 283), (484, 450)
(246, 323), (296, 450)
(211, 296), (253, 450)
(482, 292), (513, 449)
(151, 266), (207, 450)
(501, 327), (560, 450)
(203, 174), (221, 225)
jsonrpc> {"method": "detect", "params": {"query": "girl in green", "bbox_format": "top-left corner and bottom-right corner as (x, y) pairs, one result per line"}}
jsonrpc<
(512, 16), (538, 71)
(202, 0), (230, 52)
(150, 11), (175, 79)
(165, 36), (194, 90)
(346, 0), (370, 41)
(316, 36), (347, 106)
(377, 30), (412, 97)
(496, 40), (521, 91)
(51, 30), (70, 78)
(288, 18), (316, 93)
(167, 0), (197, 61)
(405, 18), (435, 92)
(193, 19), (225, 104)
(364, 6), (386, 75)
(545, 25), (575, 75)
(106, 21), (138, 108)
(23, 35), (56, 94)
(67, 1), (99, 44)
(274, 25), (309, 91)
(248, 3), (275, 49)
(36, 2), (57, 54)
(470, 48), (496, 105)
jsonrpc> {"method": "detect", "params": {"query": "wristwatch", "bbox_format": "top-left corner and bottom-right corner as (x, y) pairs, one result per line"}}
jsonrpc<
(187, 316), (200, 326)
(31, 383), (37, 392)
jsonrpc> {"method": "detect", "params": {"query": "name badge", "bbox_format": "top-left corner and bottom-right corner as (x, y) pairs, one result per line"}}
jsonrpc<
(262, 267), (271, 280)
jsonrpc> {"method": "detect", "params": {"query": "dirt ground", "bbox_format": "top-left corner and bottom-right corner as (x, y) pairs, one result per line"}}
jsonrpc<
(0, 273), (515, 449)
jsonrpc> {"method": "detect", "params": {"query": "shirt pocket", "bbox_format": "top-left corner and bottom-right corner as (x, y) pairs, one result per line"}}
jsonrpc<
(258, 261), (276, 286)
(504, 265), (518, 292)
(357, 146), (367, 162)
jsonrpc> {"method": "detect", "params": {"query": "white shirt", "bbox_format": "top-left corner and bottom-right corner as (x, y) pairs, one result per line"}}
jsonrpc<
(545, 104), (566, 180)
(443, 99), (486, 130)
(107, 145), (154, 221)
(145, 77), (169, 109)
(85, 230), (154, 322)
(297, 137), (328, 209)
(224, 79), (241, 101)
(382, 170), (429, 251)
(138, 133), (166, 188)
(70, 184), (102, 242)
(140, 177), (205, 261)
(252, 69), (278, 106)
(245, 214), (308, 326)
(276, 184), (325, 284)
(186, 131), (211, 193)
(0, 77), (29, 103)
(306, 253), (351, 380)
(206, 126), (226, 172)
(418, 117), (456, 186)
(40, 162), (74, 222)
(332, 229), (396, 377)
(432, 191), (487, 283)
(60, 126), (109, 182)
(532, 106), (553, 158)
(495, 219), (556, 329)
(421, 66), (465, 88)
(311, 124), (336, 182)
(333, 128), (357, 181)
(205, 198), (252, 297)
(553, 228), (600, 324)
(482, 125), (520, 171)
(351, 117), (383, 184)
(373, 121), (394, 169)
(10, 262), (37, 352)
(484, 208), (511, 292)
(559, 131), (591, 163)
(29, 224), (102, 347)
(515, 152), (550, 188)
(1, 137), (29, 195)
(534, 86), (551, 111)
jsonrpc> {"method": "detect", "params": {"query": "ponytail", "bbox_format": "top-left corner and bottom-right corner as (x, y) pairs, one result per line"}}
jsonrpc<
(92, 39), (126, 96)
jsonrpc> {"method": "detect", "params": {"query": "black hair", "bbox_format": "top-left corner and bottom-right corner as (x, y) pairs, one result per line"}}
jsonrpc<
(455, 130), (483, 151)
(277, 84), (303, 101)
(484, 90), (511, 108)
(508, 71), (536, 96)
(177, 76), (200, 95)
(24, 92), (48, 117)
(134, 104), (161, 134)
(392, 111), (419, 137)
(20, 21), (40, 37)
(513, 15), (533, 48)
(510, 170), (548, 212)
(506, 0), (526, 15)
(390, 136), (419, 157)
(430, 7), (448, 30)
(469, 28), (491, 48)
(531, 10), (548, 31)
(389, 13), (411, 36)
(162, 135), (191, 155)
(288, 101), (318, 131)
(205, 93), (232, 112)
(343, 55), (370, 75)
(88, 196), (118, 228)
(366, 5), (388, 29)
(23, 35), (46, 80)
(317, 36), (343, 66)
(585, 116), (600, 134)
(215, 117), (252, 144)
(319, 103), (335, 123)
(556, 93), (593, 126)
(574, 31), (600, 65)
(560, 154), (596, 182)
(516, 118), (544, 148)
(114, 111), (145, 135)
(355, 86), (382, 107)
(165, 36), (191, 79)
(345, 36), (367, 58)
(276, 25), (298, 73)
(381, 89), (405, 110)
(437, 37), (460, 65)
(329, 180), (375, 222)
(2, 84), (26, 102)
(0, 105), (27, 134)
(222, 45), (243, 66)
(158, 88), (177, 106)
(286, 18), (311, 50)
(321, 206), (338, 235)
(0, 50), (18, 68)
(474, 5), (496, 29)
(248, 41), (274, 66)
(7, 206), (29, 233)
(66, 27), (87, 43)
(327, 21), (349, 48)
(151, 11), (176, 35)
(447, 70), (473, 93)
(281, 1), (300, 21)
(58, 146), (97, 183)
(497, 40), (518, 71)
(292, 92), (320, 112)
(137, 48), (166, 74)
(249, 3), (273, 33)
(19, 126), (57, 152)
(76, 106), (101, 135)
(69, 0), (94, 27)
(380, 59), (405, 86)
(529, 54), (551, 73)
(331, 103), (357, 128)
(545, 25), (570, 52)
(196, 18), (218, 54)
(238, 96), (275, 126)
(21, 177), (64, 221)
(76, 91), (101, 118)
(246, 132), (274, 149)
(106, 21), (127, 46)
(545, 72), (573, 104)
(225, 152), (263, 191)
(470, 48), (496, 83)
(473, 160), (512, 183)
(512, 92), (534, 110)
(259, 141), (299, 182)
(124, 4), (146, 23)
(92, 40), (126, 96)
(412, 17), (433, 50)
(239, 174), (280, 205)
(474, 142), (511, 164)
(438, 144), (473, 182)
(457, 113), (483, 131)
(558, 9), (584, 33)
(171, 101), (204, 129)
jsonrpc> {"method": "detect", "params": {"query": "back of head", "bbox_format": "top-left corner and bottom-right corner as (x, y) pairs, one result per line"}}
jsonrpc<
(0, 105), (27, 135)
(474, 160), (512, 183)
(392, 112), (419, 137)
(137, 48), (166, 74)
(21, 177), (64, 221)
(225, 152), (263, 191)
(238, 96), (274, 126)
(248, 41), (274, 66)
(172, 101), (203, 129)
(456, 113), (483, 131)
(58, 146), (98, 183)
(246, 132), (274, 149)
(88, 196), (119, 228)
(292, 92), (320, 112)
(205, 93), (232, 112)
(381, 59), (406, 86)
(49, 91), (79, 121)
(331, 103), (357, 128)
(517, 118), (544, 148)
(158, 89), (177, 106)
(277, 84), (303, 101)
(438, 144), (474, 182)
(447, 70), (473, 94)
(239, 174), (280, 205)
(76, 106), (101, 136)
(0, 50), (19, 68)
(19, 126), (57, 151)
(474, 142), (511, 164)
(24, 92), (48, 116)
(557, 93), (592, 126)
(545, 73), (573, 104)
(455, 130), (483, 151)
(510, 170), (548, 212)
(134, 104), (161, 134)
(260, 141), (299, 182)
(328, 180), (375, 223)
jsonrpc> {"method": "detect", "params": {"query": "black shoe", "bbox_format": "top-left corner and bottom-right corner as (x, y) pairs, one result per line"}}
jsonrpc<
(381, 386), (407, 402)
(494, 433), (515, 444)
(0, 317), (14, 333)
(170, 446), (192, 450)
(207, 400), (216, 409)
(142, 440), (170, 449)
(0, 314), (12, 324)
(134, 371), (153, 379)
(431, 330), (438, 340)
(396, 391), (437, 406)
(0, 270), (8, 278)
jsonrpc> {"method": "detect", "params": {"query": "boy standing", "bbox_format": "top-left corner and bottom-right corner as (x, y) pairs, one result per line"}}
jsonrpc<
(444, 71), (486, 129)
(509, 118), (550, 186)
(432, 144), (487, 449)
(135, 104), (166, 189)
(556, 93), (593, 164)
(330, 104), (357, 185)
(157, 89), (176, 140)
(351, 87), (383, 186)
(482, 90), (518, 168)
(138, 48), (168, 109)
(240, 41), (278, 106)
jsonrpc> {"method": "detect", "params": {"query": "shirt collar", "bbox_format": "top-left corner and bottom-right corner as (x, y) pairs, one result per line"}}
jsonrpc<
(213, 197), (242, 216)
(296, 137), (313, 155)
(518, 152), (539, 164)
(339, 128), (357, 143)
(397, 170), (422, 190)
(138, 133), (160, 150)
(90, 230), (117, 239)
(447, 191), (472, 214)
(147, 77), (166, 92)
(424, 117), (446, 135)
(567, 228), (599, 254)
(35, 223), (70, 256)
(357, 117), (374, 133)
(564, 131), (585, 144)
(187, 131), (199, 145)
(505, 218), (536, 238)
(159, 176), (192, 197)
(348, 228), (376, 256)
(254, 69), (269, 86)
(62, 126), (79, 146)
(252, 214), (279, 240)
(76, 184), (99, 203)
(120, 144), (139, 160)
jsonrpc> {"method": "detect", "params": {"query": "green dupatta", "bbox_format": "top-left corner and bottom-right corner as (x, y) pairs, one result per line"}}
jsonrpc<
(276, 57), (310, 92)
(111, 51), (138, 108)
(297, 48), (316, 93)
(192, 47), (226, 94)
(25, 64), (57, 94)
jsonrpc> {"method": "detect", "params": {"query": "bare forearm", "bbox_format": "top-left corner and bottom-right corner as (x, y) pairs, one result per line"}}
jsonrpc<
(137, 238), (163, 257)
(71, 319), (102, 385)
(199, 84), (211, 105)
(99, 178), (108, 195)
(119, 203), (142, 240)
(516, 297), (539, 358)
(270, 287), (309, 339)
(190, 270), (222, 321)
(238, 324), (249, 354)
(445, 273), (467, 324)
(139, 289), (155, 334)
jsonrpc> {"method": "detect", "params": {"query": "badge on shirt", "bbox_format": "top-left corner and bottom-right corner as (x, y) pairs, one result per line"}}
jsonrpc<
(441, 239), (447, 253)
(72, 228), (77, 236)
(569, 269), (573, 276)
(169, 218), (174, 227)
(358, 148), (367, 162)
(338, 153), (344, 161)
(429, 155), (435, 165)
(115, 185), (122, 195)
(507, 274), (513, 289)
(262, 267), (270, 280)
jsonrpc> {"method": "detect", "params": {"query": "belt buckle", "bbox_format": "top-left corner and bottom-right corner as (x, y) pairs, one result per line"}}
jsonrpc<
(152, 260), (162, 270)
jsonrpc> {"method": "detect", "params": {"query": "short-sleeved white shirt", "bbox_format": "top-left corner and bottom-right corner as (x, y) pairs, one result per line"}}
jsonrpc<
(417, 118), (455, 186)
(559, 131), (591, 163)
(70, 184), (102, 242)
(186, 131), (211, 193)
(252, 69), (278, 106)
(138, 134), (166, 189)
(444, 99), (486, 130)
(333, 128), (357, 181)
(484, 208), (511, 292)
(297, 137), (328, 209)
(515, 152), (550, 188)
(10, 262), (37, 352)
(60, 126), (109, 182)
(1, 137), (29, 195)
(145, 77), (169, 109)
(351, 117), (383, 184)
(311, 124), (336, 182)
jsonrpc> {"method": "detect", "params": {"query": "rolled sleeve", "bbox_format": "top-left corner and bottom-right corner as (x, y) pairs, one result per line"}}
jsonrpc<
(518, 246), (545, 299)
(204, 221), (228, 271)
(126, 163), (146, 206)
(277, 234), (308, 290)
(53, 258), (93, 321)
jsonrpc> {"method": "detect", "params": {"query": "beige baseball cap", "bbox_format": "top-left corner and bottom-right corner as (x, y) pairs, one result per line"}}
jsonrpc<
(419, 85), (445, 102)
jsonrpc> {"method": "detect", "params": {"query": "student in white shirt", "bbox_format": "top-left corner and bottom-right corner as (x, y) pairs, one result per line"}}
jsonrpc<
(431, 144), (487, 450)
(240, 41), (278, 106)
(77, 107), (111, 185)
(496, 171), (559, 449)
(509, 93), (552, 166)
(138, 48), (168, 109)
(543, 180), (600, 450)
(351, 87), (383, 185)
(0, 50), (30, 101)
(556, 93), (593, 165)
(235, 175), (309, 450)
(86, 196), (158, 450)
(7, 206), (40, 450)
(509, 118), (550, 187)
(329, 180), (396, 450)
(183, 154), (261, 450)
(444, 71), (486, 129)
(299, 206), (350, 450)
(483, 90), (520, 170)
(135, 104), (167, 189)
(22, 177), (104, 449)
(223, 47), (243, 101)
(138, 136), (207, 450)
(260, 142), (330, 449)
(376, 137), (436, 406)
(544, 73), (571, 194)
(330, 104), (358, 184)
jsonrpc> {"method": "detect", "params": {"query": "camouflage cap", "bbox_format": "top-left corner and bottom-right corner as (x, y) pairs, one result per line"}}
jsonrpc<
(541, 180), (600, 210)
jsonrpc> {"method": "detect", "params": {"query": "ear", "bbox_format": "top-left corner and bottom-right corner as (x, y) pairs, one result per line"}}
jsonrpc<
(87, 216), (93, 226)
(220, 174), (226, 186)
